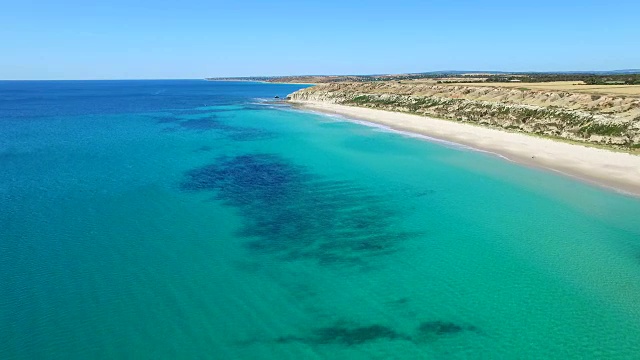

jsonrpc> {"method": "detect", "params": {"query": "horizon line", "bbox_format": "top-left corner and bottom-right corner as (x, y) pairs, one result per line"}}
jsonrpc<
(3, 68), (640, 81)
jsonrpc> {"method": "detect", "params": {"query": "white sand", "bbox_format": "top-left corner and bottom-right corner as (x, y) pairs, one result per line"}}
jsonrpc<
(292, 101), (640, 197)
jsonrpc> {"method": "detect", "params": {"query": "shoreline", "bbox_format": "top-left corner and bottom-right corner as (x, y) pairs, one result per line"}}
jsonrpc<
(290, 100), (640, 197)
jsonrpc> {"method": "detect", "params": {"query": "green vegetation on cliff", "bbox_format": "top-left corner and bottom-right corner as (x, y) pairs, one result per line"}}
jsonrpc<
(289, 82), (640, 149)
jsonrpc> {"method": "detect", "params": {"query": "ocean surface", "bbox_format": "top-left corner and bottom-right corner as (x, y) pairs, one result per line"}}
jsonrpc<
(2, 80), (640, 359)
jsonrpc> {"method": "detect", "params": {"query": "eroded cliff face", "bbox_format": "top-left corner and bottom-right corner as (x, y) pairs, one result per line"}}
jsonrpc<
(288, 83), (640, 148)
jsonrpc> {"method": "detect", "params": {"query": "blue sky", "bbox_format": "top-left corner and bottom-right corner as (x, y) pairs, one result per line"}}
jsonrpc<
(1, 0), (639, 79)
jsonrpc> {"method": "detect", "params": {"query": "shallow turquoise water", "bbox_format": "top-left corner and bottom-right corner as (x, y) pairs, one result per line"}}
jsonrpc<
(2, 80), (640, 359)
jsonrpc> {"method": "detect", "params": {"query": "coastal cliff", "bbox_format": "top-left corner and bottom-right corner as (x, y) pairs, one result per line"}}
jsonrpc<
(288, 83), (640, 149)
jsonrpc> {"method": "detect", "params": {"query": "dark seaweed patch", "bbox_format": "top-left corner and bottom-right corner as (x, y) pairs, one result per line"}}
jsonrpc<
(227, 128), (275, 141)
(171, 108), (238, 116)
(313, 325), (404, 345)
(415, 189), (435, 197)
(179, 118), (226, 130)
(173, 117), (273, 141)
(181, 154), (417, 265)
(418, 321), (466, 335)
(276, 324), (407, 346)
(195, 145), (213, 152)
(414, 321), (480, 342)
(387, 297), (410, 305)
(155, 116), (180, 123)
(271, 319), (480, 347)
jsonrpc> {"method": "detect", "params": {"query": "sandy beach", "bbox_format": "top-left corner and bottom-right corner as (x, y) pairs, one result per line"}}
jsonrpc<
(292, 100), (640, 196)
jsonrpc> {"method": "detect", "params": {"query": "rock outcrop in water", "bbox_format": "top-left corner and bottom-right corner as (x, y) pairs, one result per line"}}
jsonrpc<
(288, 83), (640, 149)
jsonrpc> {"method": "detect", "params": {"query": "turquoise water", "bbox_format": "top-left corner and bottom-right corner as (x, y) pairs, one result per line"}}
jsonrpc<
(2, 80), (640, 359)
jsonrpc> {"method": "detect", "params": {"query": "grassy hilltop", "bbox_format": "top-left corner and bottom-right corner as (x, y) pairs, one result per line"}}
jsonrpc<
(283, 72), (640, 150)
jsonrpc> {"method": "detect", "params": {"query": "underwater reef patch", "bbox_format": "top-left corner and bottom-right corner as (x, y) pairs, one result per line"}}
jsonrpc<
(271, 319), (480, 347)
(158, 113), (273, 141)
(413, 320), (480, 343)
(170, 107), (240, 116)
(155, 116), (180, 124)
(183, 117), (272, 140)
(276, 323), (407, 346)
(194, 145), (213, 152)
(181, 153), (417, 265)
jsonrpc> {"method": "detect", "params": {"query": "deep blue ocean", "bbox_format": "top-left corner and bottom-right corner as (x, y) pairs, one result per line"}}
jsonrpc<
(2, 80), (640, 359)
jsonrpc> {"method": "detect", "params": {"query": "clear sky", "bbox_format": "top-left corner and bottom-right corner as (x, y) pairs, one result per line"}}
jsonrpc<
(2, 0), (639, 79)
